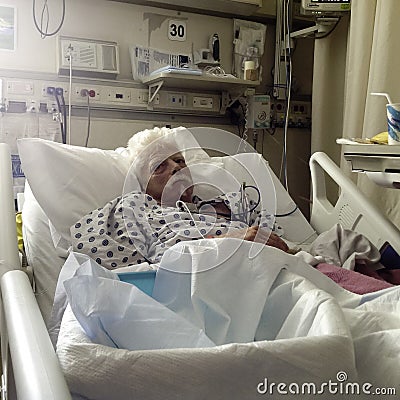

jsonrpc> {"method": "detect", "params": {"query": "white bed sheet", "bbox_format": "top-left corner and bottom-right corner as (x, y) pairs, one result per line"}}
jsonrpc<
(57, 240), (400, 400)
(4, 131), (400, 400)
(22, 183), (67, 324)
(21, 153), (316, 324)
(3, 144), (398, 400)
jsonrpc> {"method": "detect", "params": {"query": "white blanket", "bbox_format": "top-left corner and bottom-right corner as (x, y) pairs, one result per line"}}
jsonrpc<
(57, 239), (400, 400)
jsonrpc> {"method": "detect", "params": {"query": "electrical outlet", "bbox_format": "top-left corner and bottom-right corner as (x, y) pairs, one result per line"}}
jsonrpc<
(106, 88), (131, 103)
(271, 100), (311, 128)
(193, 96), (213, 109)
(7, 81), (34, 95)
(168, 93), (185, 107)
(137, 90), (149, 104)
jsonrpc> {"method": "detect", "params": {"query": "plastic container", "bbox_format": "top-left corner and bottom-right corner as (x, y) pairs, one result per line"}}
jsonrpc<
(117, 270), (156, 297)
(244, 60), (257, 81)
(386, 103), (400, 145)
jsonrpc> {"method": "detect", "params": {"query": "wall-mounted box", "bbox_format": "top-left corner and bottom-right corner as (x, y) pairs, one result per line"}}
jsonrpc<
(57, 36), (120, 79)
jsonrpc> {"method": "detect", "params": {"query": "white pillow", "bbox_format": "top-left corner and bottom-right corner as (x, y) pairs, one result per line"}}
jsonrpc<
(18, 138), (131, 246)
(190, 153), (274, 206)
(18, 139), (272, 248)
(18, 136), (305, 253)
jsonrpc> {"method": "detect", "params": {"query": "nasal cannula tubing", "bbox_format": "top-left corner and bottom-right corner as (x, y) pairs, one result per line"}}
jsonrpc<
(67, 45), (73, 145)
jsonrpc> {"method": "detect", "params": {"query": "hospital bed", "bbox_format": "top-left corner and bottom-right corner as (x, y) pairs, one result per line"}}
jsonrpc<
(0, 128), (399, 400)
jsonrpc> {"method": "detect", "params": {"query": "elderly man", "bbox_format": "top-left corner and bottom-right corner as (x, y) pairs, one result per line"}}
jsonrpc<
(71, 127), (288, 269)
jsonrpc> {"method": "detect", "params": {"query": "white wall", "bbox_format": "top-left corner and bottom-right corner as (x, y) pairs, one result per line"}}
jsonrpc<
(2, 0), (233, 79)
(1, 0), (240, 149)
(1, 0), (314, 217)
(70, 116), (237, 149)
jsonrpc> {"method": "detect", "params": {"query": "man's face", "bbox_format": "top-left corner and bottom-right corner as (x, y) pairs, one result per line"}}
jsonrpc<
(145, 149), (193, 205)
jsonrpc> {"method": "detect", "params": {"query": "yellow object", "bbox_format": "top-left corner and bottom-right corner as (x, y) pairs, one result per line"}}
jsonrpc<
(16, 212), (24, 251)
(370, 131), (388, 144)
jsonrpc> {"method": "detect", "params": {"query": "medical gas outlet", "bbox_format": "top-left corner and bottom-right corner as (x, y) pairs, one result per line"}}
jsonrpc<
(79, 89), (96, 98)
(247, 95), (271, 129)
(75, 86), (101, 101)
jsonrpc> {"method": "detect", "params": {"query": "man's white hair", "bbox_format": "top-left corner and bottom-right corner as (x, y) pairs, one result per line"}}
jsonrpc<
(126, 126), (183, 190)
(127, 126), (176, 164)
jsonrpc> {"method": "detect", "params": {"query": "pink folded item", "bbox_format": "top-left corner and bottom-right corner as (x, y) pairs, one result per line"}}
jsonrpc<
(316, 263), (394, 294)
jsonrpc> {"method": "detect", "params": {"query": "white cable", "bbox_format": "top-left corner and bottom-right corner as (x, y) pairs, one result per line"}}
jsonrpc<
(84, 95), (91, 147)
(282, 0), (289, 189)
(274, 0), (283, 98)
(279, 0), (292, 191)
(39, 1), (49, 39)
(203, 66), (226, 76)
(279, 0), (287, 183)
(285, 0), (293, 190)
(68, 49), (73, 145)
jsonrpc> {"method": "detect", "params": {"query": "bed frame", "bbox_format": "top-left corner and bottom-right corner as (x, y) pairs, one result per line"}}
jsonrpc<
(309, 151), (400, 254)
(0, 144), (71, 400)
(1, 143), (400, 400)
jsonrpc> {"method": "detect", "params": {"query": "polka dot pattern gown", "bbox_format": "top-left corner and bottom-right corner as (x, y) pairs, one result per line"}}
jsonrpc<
(70, 191), (282, 270)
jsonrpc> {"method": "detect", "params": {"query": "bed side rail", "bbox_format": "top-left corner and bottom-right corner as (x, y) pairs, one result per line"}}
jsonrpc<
(0, 144), (20, 271)
(1, 270), (71, 400)
(310, 151), (400, 254)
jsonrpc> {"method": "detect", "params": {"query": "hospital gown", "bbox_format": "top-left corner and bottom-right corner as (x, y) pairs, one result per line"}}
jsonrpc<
(70, 191), (283, 270)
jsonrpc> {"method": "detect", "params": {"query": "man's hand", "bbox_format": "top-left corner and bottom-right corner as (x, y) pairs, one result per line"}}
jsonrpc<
(220, 226), (289, 252)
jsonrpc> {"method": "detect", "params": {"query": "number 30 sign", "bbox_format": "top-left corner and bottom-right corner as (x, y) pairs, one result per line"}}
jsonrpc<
(168, 20), (186, 42)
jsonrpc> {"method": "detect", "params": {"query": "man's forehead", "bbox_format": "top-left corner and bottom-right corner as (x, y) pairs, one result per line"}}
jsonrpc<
(146, 145), (183, 160)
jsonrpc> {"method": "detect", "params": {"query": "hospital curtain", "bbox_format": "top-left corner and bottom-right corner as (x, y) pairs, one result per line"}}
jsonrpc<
(312, 0), (400, 229)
